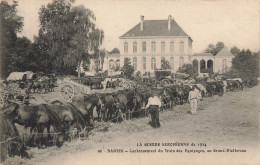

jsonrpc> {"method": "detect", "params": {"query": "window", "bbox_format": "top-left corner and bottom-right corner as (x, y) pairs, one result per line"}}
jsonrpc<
(133, 57), (137, 70)
(115, 60), (120, 70)
(151, 58), (156, 70)
(133, 42), (137, 53)
(180, 42), (184, 53)
(161, 57), (165, 69)
(142, 42), (146, 52)
(143, 57), (146, 70)
(170, 56), (174, 70)
(223, 59), (227, 72)
(124, 42), (128, 53)
(179, 57), (184, 70)
(189, 40), (192, 48)
(151, 42), (156, 52)
(170, 42), (174, 52)
(124, 58), (128, 66)
(161, 42), (165, 53)
(109, 60), (115, 70)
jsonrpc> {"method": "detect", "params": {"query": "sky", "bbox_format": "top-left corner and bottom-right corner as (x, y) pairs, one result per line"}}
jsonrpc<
(14, 0), (260, 53)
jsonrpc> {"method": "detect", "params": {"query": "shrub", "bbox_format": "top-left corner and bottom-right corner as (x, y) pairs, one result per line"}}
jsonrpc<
(231, 49), (259, 80)
(178, 64), (198, 78)
(121, 58), (134, 78)
(154, 70), (171, 78)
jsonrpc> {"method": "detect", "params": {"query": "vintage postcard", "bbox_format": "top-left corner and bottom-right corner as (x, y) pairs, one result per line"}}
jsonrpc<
(0, 0), (259, 164)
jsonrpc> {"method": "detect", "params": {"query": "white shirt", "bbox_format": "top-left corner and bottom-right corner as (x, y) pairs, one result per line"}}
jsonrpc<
(146, 96), (162, 108)
(195, 88), (202, 100)
(189, 90), (200, 100)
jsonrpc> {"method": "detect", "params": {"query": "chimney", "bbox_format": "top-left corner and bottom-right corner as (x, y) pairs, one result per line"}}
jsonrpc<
(140, 15), (144, 31)
(168, 15), (172, 30)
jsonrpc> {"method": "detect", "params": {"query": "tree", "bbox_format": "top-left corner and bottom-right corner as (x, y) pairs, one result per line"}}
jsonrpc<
(121, 58), (134, 78)
(161, 58), (171, 70)
(230, 46), (240, 56)
(205, 42), (225, 56)
(98, 49), (107, 70)
(0, 1), (24, 78)
(254, 51), (260, 77)
(178, 64), (198, 78)
(38, 0), (104, 77)
(110, 48), (120, 54)
(231, 49), (259, 81)
(11, 37), (32, 72)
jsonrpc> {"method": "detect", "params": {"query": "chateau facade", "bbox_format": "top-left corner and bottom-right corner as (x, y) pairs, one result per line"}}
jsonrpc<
(102, 15), (234, 75)
(119, 15), (193, 74)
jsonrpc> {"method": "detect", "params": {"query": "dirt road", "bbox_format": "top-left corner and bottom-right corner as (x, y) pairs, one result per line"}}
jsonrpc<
(12, 85), (260, 165)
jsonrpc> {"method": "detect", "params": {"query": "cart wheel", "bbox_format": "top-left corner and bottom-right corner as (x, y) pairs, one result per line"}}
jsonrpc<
(119, 82), (124, 87)
(59, 84), (74, 102)
(125, 83), (130, 89)
(0, 94), (5, 108)
(161, 79), (170, 87)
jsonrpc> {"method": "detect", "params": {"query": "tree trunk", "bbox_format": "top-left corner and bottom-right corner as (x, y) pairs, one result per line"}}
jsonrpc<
(77, 63), (81, 78)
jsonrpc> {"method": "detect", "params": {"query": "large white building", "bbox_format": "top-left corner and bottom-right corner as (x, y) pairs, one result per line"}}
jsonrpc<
(119, 15), (193, 74)
(103, 15), (234, 75)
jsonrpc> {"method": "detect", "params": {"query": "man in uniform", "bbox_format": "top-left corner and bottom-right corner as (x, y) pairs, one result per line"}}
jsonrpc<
(146, 95), (161, 128)
(188, 86), (200, 114)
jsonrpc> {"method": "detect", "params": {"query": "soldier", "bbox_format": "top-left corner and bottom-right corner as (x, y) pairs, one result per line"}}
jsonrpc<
(188, 86), (200, 115)
(146, 95), (161, 128)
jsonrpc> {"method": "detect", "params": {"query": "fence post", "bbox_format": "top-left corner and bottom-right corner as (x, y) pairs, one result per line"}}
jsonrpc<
(53, 134), (56, 146)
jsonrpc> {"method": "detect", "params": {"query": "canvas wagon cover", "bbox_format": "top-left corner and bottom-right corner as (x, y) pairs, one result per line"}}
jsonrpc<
(25, 71), (35, 79)
(6, 72), (27, 81)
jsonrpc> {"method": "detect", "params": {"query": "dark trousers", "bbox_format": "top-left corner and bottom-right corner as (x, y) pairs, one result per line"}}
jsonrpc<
(149, 105), (160, 128)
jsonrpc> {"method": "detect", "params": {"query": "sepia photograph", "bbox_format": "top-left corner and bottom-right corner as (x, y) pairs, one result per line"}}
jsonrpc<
(0, 0), (259, 164)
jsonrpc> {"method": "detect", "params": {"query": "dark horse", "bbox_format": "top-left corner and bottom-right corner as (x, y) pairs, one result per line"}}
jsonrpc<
(131, 91), (144, 118)
(1, 102), (64, 147)
(83, 94), (104, 123)
(51, 94), (104, 125)
(114, 93), (128, 122)
(100, 94), (116, 122)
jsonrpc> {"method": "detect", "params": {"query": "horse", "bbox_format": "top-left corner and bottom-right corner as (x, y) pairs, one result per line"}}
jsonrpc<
(48, 78), (56, 92)
(83, 94), (104, 124)
(113, 93), (128, 122)
(100, 94), (116, 122)
(1, 102), (64, 148)
(175, 86), (185, 105)
(161, 88), (173, 108)
(29, 80), (42, 93)
(45, 103), (87, 140)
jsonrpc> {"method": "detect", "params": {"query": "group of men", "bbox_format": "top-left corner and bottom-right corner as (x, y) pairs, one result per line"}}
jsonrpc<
(145, 86), (200, 128)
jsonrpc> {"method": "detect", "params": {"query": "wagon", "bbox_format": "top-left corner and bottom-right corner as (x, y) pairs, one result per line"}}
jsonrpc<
(118, 79), (136, 89)
(0, 81), (30, 108)
(81, 76), (104, 89)
(58, 77), (90, 102)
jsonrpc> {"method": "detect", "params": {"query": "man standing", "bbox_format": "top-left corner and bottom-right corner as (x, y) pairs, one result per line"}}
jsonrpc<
(146, 95), (161, 128)
(188, 86), (200, 114)
(101, 79), (107, 91)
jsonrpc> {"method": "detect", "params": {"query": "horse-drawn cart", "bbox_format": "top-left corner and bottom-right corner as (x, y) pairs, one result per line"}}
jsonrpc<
(58, 78), (90, 102)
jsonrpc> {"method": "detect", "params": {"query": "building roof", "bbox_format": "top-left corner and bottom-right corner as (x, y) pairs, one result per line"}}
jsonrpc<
(215, 47), (234, 57)
(120, 19), (192, 41)
(192, 53), (214, 57)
